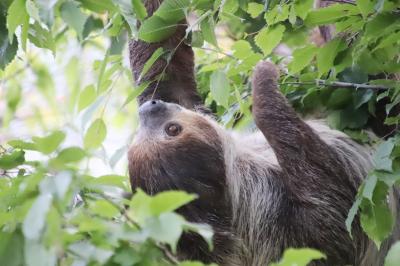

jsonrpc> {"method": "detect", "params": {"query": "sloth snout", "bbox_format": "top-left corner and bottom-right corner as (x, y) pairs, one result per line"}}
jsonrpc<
(138, 100), (176, 129)
(139, 100), (167, 117)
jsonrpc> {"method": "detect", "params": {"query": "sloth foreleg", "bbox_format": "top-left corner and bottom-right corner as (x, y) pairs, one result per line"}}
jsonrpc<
(251, 61), (353, 203)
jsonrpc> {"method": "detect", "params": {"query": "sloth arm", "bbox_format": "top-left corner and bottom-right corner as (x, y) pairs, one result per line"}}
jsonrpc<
(251, 61), (353, 204)
(129, 0), (203, 109)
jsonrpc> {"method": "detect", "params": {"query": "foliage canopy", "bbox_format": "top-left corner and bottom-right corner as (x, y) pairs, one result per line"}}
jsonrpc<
(0, 0), (400, 265)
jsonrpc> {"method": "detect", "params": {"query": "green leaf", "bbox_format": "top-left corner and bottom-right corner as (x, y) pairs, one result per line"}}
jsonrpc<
(373, 32), (400, 52)
(210, 70), (230, 108)
(68, 242), (113, 264)
(123, 81), (150, 107)
(78, 85), (97, 111)
(373, 139), (395, 172)
(150, 191), (197, 216)
(24, 239), (57, 266)
(346, 197), (362, 236)
(84, 118), (107, 149)
(364, 13), (397, 39)
(32, 130), (65, 154)
(360, 181), (394, 248)
(7, 140), (37, 150)
(130, 190), (197, 221)
(140, 47), (164, 80)
(109, 145), (128, 168)
(0, 21), (18, 69)
(362, 174), (378, 200)
(112, 0), (138, 34)
(270, 248), (326, 266)
(22, 194), (53, 240)
(317, 38), (346, 77)
(190, 30), (204, 48)
(83, 174), (128, 189)
(353, 89), (374, 108)
(89, 200), (120, 218)
(305, 4), (359, 26)
(6, 0), (28, 43)
(147, 212), (185, 252)
(25, 0), (40, 23)
(356, 0), (375, 18)
(247, 3), (264, 18)
(385, 241), (400, 266)
(138, 16), (177, 42)
(183, 222), (214, 250)
(200, 16), (218, 47)
(79, 0), (117, 13)
(255, 25), (285, 56)
(0, 150), (25, 170)
(60, 1), (89, 39)
(0, 231), (24, 266)
(39, 171), (72, 199)
(232, 40), (253, 60)
(28, 22), (55, 53)
(327, 106), (369, 130)
(294, 0), (313, 20)
(56, 147), (86, 163)
(156, 0), (189, 23)
(265, 4), (289, 25)
(288, 45), (317, 74)
(327, 89), (352, 109)
(131, 0), (147, 21)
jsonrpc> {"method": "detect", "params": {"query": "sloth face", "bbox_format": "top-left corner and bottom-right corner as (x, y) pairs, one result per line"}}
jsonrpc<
(128, 100), (227, 214)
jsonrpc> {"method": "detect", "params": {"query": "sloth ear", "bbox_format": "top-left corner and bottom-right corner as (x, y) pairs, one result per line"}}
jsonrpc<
(129, 0), (205, 111)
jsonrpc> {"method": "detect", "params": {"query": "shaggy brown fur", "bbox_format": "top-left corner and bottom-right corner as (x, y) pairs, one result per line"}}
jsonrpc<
(128, 0), (203, 109)
(128, 1), (399, 264)
(128, 61), (399, 265)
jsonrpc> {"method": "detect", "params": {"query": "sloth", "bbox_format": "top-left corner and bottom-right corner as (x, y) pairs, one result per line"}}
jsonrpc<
(128, 61), (399, 265)
(127, 1), (399, 264)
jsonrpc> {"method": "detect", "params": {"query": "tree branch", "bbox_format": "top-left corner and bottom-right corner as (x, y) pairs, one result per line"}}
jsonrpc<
(281, 79), (392, 90)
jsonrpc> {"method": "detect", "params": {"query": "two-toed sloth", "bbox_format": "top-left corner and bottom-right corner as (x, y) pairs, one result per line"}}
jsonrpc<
(128, 1), (399, 265)
(128, 61), (399, 265)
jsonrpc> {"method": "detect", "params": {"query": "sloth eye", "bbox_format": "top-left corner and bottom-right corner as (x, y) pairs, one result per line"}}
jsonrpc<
(165, 123), (182, 136)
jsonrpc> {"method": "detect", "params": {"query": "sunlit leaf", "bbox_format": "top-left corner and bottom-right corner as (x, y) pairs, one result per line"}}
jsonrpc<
(139, 47), (165, 80)
(247, 3), (264, 18)
(373, 139), (395, 172)
(22, 194), (53, 240)
(0, 150), (25, 170)
(84, 118), (107, 149)
(288, 45), (317, 74)
(78, 85), (97, 111)
(255, 25), (285, 56)
(210, 70), (230, 108)
(132, 0), (147, 21)
(200, 16), (218, 47)
(6, 0), (29, 43)
(32, 131), (65, 154)
(270, 248), (326, 266)
(385, 241), (400, 266)
(138, 16), (176, 42)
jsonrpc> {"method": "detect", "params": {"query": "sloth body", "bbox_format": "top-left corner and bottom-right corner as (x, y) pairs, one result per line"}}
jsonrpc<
(128, 62), (399, 265)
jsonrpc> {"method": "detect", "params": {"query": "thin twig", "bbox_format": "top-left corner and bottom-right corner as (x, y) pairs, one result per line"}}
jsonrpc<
(196, 46), (237, 59)
(282, 79), (392, 90)
(325, 0), (356, 5)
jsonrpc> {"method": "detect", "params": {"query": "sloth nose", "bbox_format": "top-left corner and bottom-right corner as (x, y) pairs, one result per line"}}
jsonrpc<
(139, 100), (167, 117)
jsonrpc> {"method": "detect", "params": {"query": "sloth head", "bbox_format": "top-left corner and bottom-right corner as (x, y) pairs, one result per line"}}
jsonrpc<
(128, 100), (229, 218)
